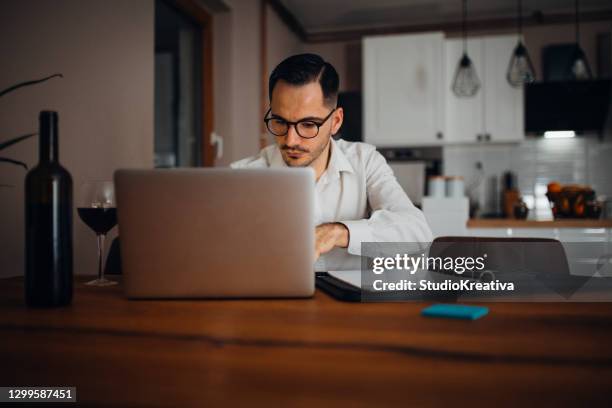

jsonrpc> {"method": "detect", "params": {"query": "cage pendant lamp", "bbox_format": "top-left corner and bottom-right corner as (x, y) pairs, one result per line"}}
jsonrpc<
(569, 0), (592, 80)
(452, 0), (481, 97)
(506, 0), (536, 87)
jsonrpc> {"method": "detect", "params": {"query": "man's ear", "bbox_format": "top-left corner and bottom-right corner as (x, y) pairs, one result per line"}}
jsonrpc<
(331, 107), (344, 135)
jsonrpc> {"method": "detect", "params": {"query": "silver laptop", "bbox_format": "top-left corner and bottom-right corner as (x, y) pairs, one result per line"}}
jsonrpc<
(114, 168), (315, 299)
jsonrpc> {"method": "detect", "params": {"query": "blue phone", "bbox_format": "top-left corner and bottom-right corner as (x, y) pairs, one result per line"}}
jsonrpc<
(421, 304), (489, 320)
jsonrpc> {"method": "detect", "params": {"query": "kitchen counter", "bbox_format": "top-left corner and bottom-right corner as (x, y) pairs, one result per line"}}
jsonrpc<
(467, 219), (612, 229)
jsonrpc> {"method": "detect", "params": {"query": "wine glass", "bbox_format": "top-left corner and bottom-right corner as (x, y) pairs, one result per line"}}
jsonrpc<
(78, 181), (118, 286)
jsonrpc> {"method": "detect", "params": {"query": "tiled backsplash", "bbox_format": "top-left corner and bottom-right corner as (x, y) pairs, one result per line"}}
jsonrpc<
(443, 136), (612, 217)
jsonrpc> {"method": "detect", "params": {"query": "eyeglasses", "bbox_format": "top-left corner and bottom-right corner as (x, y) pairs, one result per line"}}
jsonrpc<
(263, 108), (336, 139)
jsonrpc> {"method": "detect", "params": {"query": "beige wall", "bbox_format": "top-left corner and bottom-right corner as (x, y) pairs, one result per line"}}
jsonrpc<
(264, 5), (363, 93)
(262, 3), (303, 146)
(212, 7), (234, 165)
(212, 0), (262, 166)
(0, 0), (154, 278)
(266, 4), (303, 77)
(302, 41), (362, 92)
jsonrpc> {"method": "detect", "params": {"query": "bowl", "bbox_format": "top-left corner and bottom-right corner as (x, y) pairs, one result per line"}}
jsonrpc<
(546, 184), (595, 219)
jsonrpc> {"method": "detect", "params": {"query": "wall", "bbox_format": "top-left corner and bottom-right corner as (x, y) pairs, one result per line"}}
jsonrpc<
(302, 41), (363, 92)
(444, 137), (612, 217)
(259, 3), (304, 147)
(266, 3), (303, 75)
(263, 5), (364, 94)
(211, 5), (233, 165)
(212, 0), (262, 166)
(0, 0), (154, 278)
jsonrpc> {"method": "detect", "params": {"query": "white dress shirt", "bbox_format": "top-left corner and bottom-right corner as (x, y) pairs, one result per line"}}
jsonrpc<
(231, 138), (433, 271)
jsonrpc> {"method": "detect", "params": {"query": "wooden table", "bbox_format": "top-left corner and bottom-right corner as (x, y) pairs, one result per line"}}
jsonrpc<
(2, 276), (612, 407)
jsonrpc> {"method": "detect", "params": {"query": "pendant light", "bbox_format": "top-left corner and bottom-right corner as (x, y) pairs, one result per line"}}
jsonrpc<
(452, 0), (480, 97)
(569, 0), (592, 80)
(506, 0), (536, 87)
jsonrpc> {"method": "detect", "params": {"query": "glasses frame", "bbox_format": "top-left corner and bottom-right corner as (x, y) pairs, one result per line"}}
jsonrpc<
(263, 108), (336, 139)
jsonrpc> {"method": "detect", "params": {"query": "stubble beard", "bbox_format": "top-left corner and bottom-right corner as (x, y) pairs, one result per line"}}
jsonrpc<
(282, 134), (331, 168)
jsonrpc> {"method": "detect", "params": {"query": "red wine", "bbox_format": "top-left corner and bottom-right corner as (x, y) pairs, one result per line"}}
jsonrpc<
(25, 111), (73, 307)
(78, 207), (117, 235)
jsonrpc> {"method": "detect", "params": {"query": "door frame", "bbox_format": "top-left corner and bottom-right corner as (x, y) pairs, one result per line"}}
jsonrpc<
(172, 0), (215, 166)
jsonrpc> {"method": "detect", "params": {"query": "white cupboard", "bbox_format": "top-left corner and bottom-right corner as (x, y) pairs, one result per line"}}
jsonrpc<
(444, 34), (524, 144)
(482, 35), (525, 143)
(443, 37), (485, 144)
(363, 32), (445, 147)
(363, 33), (525, 146)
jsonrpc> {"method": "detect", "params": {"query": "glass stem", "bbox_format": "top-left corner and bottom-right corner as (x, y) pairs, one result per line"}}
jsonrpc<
(97, 234), (106, 281)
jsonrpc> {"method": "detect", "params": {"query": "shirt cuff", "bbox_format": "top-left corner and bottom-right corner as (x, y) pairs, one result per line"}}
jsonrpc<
(339, 219), (373, 256)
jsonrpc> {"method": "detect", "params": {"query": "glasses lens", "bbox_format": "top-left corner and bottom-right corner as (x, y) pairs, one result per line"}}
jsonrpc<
(296, 121), (319, 138)
(267, 118), (288, 136)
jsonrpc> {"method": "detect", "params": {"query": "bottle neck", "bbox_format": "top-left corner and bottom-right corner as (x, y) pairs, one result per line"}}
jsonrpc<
(39, 111), (59, 163)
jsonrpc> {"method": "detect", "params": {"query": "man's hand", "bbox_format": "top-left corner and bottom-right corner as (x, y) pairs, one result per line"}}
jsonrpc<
(315, 223), (349, 260)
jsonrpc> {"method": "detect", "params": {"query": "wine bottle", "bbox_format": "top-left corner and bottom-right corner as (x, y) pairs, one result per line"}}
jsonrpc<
(25, 111), (73, 307)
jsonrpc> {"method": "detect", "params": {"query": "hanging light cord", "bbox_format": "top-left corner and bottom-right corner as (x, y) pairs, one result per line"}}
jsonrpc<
(517, 0), (522, 35)
(575, 0), (580, 45)
(462, 0), (467, 54)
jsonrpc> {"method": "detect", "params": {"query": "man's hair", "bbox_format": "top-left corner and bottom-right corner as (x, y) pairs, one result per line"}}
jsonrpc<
(269, 53), (339, 108)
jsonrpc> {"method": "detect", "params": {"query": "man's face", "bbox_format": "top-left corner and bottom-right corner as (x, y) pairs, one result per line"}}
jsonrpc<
(269, 81), (343, 167)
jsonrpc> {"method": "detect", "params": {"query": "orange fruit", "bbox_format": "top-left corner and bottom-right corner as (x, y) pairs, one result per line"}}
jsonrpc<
(547, 182), (562, 193)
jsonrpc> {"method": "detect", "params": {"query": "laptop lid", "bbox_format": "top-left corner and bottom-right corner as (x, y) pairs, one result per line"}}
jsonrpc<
(114, 168), (315, 298)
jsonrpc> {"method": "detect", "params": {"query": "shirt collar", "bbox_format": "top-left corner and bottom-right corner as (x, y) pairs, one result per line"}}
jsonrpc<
(269, 138), (354, 176)
(327, 138), (354, 175)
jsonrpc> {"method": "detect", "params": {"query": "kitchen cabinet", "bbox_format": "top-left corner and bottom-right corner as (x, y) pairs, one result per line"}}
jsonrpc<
(444, 35), (524, 144)
(443, 37), (484, 144)
(482, 35), (525, 143)
(363, 32), (445, 147)
(363, 33), (524, 147)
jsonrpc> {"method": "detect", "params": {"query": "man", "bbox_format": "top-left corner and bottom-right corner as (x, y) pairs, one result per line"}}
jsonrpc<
(232, 53), (432, 271)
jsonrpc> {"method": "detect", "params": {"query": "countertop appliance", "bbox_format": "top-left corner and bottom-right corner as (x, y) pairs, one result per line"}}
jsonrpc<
(422, 196), (469, 238)
(378, 146), (442, 203)
(388, 162), (425, 206)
